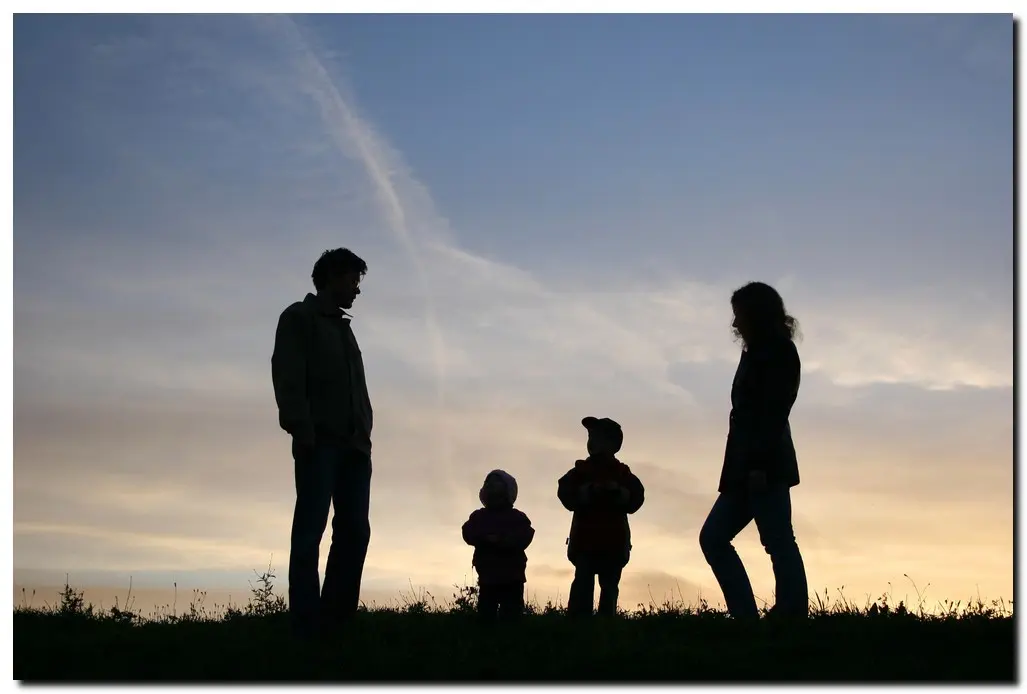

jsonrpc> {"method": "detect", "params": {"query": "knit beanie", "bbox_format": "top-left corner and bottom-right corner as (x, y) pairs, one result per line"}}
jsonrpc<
(479, 469), (518, 506)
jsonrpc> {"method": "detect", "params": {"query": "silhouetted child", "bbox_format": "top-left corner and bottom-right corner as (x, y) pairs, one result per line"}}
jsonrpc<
(462, 469), (535, 622)
(558, 417), (645, 617)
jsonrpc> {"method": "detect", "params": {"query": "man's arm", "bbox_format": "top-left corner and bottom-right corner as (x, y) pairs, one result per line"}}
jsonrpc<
(271, 307), (314, 445)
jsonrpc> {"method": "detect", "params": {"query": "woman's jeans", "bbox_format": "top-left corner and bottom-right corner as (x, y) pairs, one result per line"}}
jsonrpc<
(699, 484), (808, 620)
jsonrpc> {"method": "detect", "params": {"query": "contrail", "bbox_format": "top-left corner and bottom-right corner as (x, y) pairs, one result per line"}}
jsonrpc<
(266, 16), (454, 490)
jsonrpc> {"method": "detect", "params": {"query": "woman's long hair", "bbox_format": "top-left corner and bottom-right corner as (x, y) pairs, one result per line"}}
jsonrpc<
(731, 281), (800, 345)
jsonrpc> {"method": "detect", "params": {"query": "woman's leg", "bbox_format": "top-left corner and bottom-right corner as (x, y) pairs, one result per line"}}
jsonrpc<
(752, 485), (809, 617)
(699, 492), (759, 620)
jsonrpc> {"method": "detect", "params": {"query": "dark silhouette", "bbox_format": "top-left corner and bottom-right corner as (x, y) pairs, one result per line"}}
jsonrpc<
(271, 248), (374, 639)
(558, 417), (645, 617)
(699, 281), (809, 621)
(461, 470), (535, 622)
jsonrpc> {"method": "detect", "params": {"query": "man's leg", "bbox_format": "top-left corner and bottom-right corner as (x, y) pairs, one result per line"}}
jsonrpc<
(477, 584), (500, 623)
(288, 442), (336, 636)
(566, 562), (596, 617)
(321, 447), (372, 624)
(752, 485), (809, 618)
(699, 492), (759, 620)
(596, 561), (624, 616)
(497, 583), (525, 621)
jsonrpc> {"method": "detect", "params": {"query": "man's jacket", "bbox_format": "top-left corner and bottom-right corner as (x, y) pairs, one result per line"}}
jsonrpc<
(271, 293), (373, 454)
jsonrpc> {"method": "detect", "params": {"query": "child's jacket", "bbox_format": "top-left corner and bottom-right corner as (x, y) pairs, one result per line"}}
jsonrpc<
(557, 455), (645, 564)
(462, 507), (535, 585)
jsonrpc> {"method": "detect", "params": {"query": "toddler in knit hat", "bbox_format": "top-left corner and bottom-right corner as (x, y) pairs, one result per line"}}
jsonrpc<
(461, 469), (535, 622)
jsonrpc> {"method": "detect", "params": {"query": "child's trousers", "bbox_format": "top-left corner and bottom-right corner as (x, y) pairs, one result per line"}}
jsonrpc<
(478, 582), (525, 622)
(567, 555), (626, 617)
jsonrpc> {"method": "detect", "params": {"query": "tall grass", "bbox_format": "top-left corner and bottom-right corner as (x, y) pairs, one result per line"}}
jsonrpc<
(15, 557), (1013, 625)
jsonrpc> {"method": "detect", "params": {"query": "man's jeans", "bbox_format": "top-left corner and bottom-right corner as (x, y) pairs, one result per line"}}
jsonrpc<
(288, 441), (372, 632)
(699, 485), (808, 620)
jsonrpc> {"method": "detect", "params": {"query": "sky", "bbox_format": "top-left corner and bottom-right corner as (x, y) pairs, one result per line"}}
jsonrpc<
(12, 13), (1013, 614)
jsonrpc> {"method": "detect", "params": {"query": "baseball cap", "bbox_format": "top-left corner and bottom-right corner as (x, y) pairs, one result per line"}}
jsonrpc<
(581, 416), (624, 450)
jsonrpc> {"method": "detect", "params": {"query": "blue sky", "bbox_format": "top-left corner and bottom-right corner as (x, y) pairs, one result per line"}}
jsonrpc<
(13, 14), (1013, 611)
(311, 13), (1012, 288)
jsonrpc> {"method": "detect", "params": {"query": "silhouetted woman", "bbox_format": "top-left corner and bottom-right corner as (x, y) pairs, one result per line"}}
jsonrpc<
(699, 281), (809, 620)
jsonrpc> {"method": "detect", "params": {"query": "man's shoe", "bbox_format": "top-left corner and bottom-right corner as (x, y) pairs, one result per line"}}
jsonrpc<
(291, 619), (321, 643)
(764, 606), (808, 624)
(319, 611), (355, 638)
(292, 609), (334, 642)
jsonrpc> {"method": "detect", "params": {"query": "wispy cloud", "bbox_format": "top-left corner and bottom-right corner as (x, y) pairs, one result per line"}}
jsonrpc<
(269, 17), (451, 411)
(878, 14), (1013, 75)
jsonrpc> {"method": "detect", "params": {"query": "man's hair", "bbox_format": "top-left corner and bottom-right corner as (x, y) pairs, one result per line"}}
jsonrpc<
(730, 281), (800, 344)
(311, 248), (368, 291)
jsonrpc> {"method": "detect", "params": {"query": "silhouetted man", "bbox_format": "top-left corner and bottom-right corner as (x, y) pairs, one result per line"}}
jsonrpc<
(272, 248), (374, 639)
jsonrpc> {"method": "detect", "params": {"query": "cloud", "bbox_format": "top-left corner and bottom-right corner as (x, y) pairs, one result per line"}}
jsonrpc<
(618, 570), (707, 609)
(266, 16), (450, 415)
(914, 15), (1012, 73)
(13, 521), (275, 572)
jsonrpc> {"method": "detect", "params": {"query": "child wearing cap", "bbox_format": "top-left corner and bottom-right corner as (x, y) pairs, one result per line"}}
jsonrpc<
(461, 469), (535, 622)
(557, 417), (645, 617)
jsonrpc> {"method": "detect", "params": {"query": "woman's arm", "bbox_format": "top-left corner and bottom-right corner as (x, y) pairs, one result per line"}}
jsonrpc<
(746, 341), (800, 472)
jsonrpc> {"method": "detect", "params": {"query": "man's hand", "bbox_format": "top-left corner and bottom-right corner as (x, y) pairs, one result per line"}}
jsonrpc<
(292, 430), (316, 458)
(486, 534), (501, 545)
(748, 470), (768, 496)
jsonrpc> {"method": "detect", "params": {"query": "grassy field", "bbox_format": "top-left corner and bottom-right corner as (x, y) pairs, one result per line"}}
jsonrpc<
(14, 569), (1015, 682)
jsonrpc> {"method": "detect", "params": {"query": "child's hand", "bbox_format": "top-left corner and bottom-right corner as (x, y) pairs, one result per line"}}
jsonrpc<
(594, 481), (629, 506)
(614, 485), (630, 504)
(578, 484), (593, 505)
